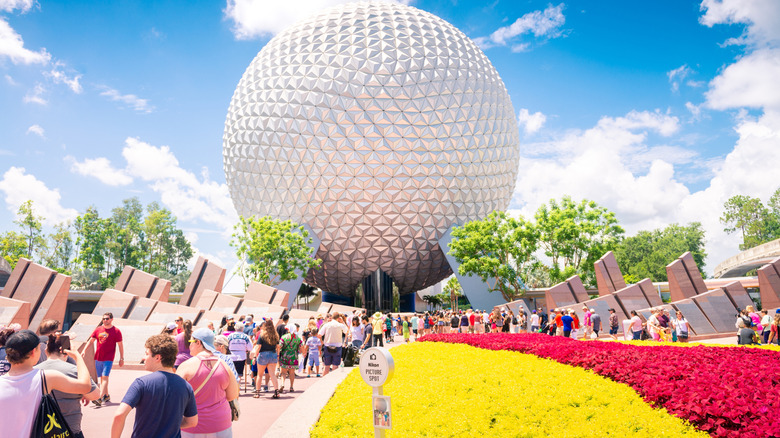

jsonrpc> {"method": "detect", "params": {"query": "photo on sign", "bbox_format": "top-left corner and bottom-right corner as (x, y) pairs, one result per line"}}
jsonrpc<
(373, 395), (391, 429)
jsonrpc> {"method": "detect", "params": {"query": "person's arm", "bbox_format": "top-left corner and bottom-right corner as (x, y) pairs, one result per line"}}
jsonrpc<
(117, 341), (125, 367)
(181, 415), (198, 429)
(81, 386), (101, 405)
(46, 350), (91, 394)
(111, 402), (133, 438)
(81, 337), (95, 357)
(223, 362), (240, 401)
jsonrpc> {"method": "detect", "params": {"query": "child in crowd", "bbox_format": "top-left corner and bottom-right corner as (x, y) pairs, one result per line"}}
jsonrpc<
(305, 330), (322, 377)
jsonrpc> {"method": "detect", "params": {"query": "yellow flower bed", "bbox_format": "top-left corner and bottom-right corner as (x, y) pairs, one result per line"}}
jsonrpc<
(311, 342), (706, 437)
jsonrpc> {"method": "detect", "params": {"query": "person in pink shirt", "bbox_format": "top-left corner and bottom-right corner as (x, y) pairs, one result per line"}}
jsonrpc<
(629, 311), (644, 340)
(177, 328), (239, 438)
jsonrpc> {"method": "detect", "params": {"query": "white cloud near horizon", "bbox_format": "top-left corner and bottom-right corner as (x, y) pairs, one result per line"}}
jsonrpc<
(69, 138), (238, 238)
(67, 156), (133, 186)
(474, 4), (565, 50)
(0, 166), (78, 225)
(98, 86), (154, 113)
(517, 108), (546, 134)
(509, 106), (780, 276)
(26, 124), (44, 138)
(224, 0), (413, 40)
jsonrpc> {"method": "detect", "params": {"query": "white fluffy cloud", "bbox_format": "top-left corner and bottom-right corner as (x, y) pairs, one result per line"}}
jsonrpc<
(701, 0), (780, 112)
(26, 124), (44, 138)
(510, 106), (780, 275)
(0, 17), (49, 65)
(70, 138), (238, 236)
(121, 138), (238, 234)
(0, 0), (33, 13)
(700, 0), (780, 48)
(517, 108), (546, 134)
(475, 4), (565, 50)
(67, 156), (132, 186)
(98, 86), (154, 113)
(705, 48), (780, 111)
(224, 0), (412, 39)
(0, 166), (78, 225)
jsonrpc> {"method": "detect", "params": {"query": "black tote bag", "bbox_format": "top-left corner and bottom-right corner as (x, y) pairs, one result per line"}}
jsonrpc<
(30, 371), (73, 438)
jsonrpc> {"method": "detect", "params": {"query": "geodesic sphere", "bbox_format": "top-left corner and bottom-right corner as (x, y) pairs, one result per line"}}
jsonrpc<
(223, 1), (519, 296)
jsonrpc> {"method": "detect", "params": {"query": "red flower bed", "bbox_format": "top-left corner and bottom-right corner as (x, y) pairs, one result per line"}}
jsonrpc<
(419, 333), (780, 437)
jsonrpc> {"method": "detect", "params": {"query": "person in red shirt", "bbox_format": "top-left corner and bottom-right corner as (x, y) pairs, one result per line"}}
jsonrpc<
(554, 309), (564, 336)
(82, 312), (124, 406)
(468, 309), (476, 334)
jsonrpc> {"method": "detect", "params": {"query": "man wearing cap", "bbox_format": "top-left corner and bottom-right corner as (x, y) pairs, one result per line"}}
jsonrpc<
(111, 334), (198, 438)
(82, 312), (124, 406)
(318, 312), (349, 376)
(243, 315), (255, 336)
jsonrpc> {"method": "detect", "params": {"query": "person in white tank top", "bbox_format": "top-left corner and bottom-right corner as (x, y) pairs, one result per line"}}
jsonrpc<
(0, 330), (92, 437)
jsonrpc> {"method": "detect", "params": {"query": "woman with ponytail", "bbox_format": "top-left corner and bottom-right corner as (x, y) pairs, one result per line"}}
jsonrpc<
(174, 320), (194, 369)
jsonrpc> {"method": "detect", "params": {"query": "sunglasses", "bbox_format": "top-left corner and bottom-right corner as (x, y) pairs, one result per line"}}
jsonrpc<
(188, 339), (200, 344)
(103, 317), (112, 321)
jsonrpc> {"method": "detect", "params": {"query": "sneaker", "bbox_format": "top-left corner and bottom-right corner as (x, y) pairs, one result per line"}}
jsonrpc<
(92, 398), (102, 407)
(103, 395), (110, 403)
(316, 374), (320, 377)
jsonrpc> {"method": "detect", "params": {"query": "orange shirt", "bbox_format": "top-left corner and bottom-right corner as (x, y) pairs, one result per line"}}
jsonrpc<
(555, 314), (563, 327)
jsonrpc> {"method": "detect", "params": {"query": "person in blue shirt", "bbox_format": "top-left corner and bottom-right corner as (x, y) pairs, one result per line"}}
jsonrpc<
(561, 310), (574, 338)
(111, 334), (197, 438)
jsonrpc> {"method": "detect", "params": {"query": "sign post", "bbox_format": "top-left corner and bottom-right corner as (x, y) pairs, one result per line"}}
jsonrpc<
(359, 347), (395, 438)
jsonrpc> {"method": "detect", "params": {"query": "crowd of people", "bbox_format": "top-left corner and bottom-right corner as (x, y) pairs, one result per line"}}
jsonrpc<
(1, 301), (778, 437)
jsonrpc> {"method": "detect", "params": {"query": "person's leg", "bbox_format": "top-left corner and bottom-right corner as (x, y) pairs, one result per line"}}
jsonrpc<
(288, 367), (296, 391)
(268, 363), (279, 391)
(254, 364), (266, 396)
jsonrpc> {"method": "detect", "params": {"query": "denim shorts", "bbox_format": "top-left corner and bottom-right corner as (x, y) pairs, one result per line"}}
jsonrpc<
(322, 346), (341, 366)
(308, 354), (320, 367)
(95, 360), (113, 377)
(256, 351), (278, 366)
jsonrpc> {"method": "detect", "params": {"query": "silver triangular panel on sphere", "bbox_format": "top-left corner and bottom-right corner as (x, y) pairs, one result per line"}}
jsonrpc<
(223, 1), (519, 297)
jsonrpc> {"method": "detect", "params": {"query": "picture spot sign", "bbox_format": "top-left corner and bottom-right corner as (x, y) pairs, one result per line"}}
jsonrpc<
(359, 347), (394, 388)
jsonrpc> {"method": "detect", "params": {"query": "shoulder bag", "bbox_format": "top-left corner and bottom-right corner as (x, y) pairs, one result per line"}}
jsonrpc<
(31, 371), (74, 438)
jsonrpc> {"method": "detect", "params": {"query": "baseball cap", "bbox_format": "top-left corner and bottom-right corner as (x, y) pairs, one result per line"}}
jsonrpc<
(166, 322), (177, 331)
(191, 327), (217, 353)
(5, 329), (40, 357)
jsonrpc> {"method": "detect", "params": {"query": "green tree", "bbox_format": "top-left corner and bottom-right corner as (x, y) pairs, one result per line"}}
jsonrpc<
(108, 197), (145, 276)
(720, 194), (776, 250)
(43, 222), (75, 273)
(443, 276), (462, 310)
(141, 202), (192, 275)
(74, 206), (109, 276)
(0, 231), (27, 268)
(535, 196), (624, 285)
(614, 222), (707, 282)
(231, 215), (321, 288)
(14, 200), (46, 261)
(449, 210), (538, 301)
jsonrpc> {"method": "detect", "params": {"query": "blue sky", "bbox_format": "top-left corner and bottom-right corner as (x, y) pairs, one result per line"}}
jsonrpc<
(1, 0), (779, 290)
